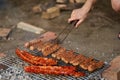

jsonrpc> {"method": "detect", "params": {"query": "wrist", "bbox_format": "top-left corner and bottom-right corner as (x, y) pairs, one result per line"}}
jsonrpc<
(90, 0), (96, 4)
(81, 0), (96, 13)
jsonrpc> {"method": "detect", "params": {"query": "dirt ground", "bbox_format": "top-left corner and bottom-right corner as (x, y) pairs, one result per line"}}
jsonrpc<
(0, 0), (120, 62)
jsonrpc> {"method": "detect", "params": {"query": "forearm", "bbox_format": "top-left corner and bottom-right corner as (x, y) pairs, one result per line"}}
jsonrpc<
(81, 0), (97, 13)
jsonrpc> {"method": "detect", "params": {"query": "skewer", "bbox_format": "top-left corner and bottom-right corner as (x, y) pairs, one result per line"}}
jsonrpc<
(52, 20), (78, 44)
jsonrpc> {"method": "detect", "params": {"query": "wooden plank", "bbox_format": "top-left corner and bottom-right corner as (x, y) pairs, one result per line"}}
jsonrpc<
(56, 0), (67, 3)
(17, 22), (45, 34)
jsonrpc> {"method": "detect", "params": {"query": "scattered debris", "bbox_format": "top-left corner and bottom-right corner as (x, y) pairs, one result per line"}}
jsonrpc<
(32, 4), (42, 14)
(17, 22), (45, 34)
(0, 28), (12, 40)
(41, 7), (60, 19)
(0, 53), (6, 58)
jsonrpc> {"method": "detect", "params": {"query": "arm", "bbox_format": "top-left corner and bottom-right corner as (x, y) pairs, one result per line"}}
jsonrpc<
(82, 0), (96, 12)
(68, 0), (97, 28)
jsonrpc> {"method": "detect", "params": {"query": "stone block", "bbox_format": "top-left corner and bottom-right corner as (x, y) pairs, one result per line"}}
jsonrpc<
(41, 7), (60, 19)
(102, 56), (120, 80)
(69, 0), (75, 3)
(75, 0), (86, 3)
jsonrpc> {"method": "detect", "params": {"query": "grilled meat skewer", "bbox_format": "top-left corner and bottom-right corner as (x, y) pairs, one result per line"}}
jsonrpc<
(16, 48), (57, 66)
(24, 65), (85, 77)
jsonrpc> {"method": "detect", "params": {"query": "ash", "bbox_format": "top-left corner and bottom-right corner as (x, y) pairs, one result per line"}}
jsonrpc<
(0, 68), (34, 80)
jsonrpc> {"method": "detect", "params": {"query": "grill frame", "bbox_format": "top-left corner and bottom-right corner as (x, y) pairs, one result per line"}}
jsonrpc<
(0, 48), (109, 80)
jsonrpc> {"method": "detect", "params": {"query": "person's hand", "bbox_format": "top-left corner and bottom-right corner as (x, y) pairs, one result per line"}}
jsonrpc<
(68, 8), (88, 28)
(68, 0), (96, 27)
(111, 0), (120, 13)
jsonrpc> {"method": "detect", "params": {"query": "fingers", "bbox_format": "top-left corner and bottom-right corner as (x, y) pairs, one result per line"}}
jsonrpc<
(68, 18), (85, 28)
(68, 18), (83, 28)
(75, 15), (87, 28)
(75, 20), (83, 28)
(68, 18), (71, 23)
(68, 8), (88, 27)
(68, 18), (76, 23)
(68, 10), (77, 23)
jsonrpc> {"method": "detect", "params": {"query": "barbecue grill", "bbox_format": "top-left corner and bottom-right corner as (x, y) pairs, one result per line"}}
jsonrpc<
(0, 47), (109, 80)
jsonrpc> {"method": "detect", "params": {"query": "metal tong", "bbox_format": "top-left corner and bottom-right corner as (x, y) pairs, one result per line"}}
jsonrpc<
(52, 20), (78, 44)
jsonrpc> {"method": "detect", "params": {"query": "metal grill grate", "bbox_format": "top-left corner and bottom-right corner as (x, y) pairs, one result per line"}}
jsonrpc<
(0, 48), (109, 80)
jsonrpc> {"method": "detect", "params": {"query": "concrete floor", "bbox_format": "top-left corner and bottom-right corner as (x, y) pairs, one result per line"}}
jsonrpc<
(0, 0), (120, 62)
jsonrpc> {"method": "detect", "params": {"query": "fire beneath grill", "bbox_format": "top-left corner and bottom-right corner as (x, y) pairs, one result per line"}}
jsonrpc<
(0, 47), (109, 80)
